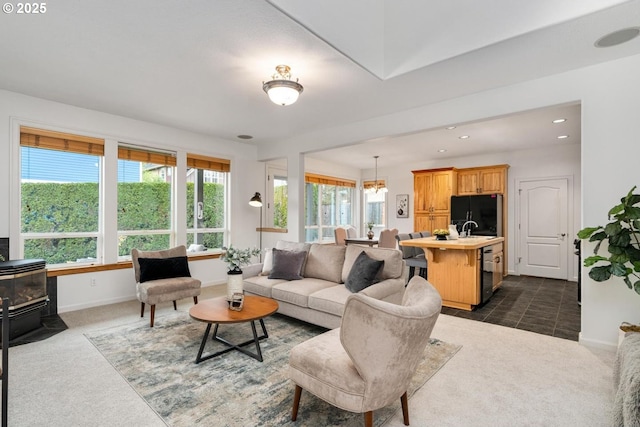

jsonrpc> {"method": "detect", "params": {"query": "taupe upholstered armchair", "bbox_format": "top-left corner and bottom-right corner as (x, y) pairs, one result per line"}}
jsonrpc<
(289, 276), (442, 427)
(131, 245), (201, 327)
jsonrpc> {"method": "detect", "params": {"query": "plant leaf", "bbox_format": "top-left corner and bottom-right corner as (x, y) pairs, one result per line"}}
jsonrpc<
(635, 280), (640, 295)
(625, 276), (633, 289)
(589, 231), (607, 242)
(610, 231), (631, 247)
(577, 227), (600, 239)
(589, 265), (612, 282)
(609, 203), (625, 216)
(611, 262), (628, 277)
(605, 222), (623, 236)
(626, 206), (640, 219)
(583, 255), (607, 267)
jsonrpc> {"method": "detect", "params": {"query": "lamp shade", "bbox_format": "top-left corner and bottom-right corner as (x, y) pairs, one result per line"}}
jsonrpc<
(249, 192), (263, 207)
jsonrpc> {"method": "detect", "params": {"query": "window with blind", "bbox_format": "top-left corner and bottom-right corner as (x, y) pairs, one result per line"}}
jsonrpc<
(186, 153), (230, 251)
(116, 145), (176, 256)
(20, 127), (104, 265)
(363, 180), (387, 228)
(304, 173), (355, 243)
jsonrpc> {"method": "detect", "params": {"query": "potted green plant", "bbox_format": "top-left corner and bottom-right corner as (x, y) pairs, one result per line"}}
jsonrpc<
(578, 186), (640, 331)
(433, 229), (450, 240)
(220, 245), (261, 300)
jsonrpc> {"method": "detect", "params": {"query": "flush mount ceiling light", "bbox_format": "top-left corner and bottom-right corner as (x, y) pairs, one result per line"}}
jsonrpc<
(459, 135), (470, 139)
(262, 65), (304, 106)
(552, 118), (567, 124)
(557, 135), (569, 139)
(595, 27), (640, 48)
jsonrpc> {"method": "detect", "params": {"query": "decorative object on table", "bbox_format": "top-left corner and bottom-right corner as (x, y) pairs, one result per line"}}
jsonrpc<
(228, 292), (244, 311)
(448, 224), (459, 240)
(578, 186), (640, 294)
(396, 194), (409, 218)
(249, 192), (263, 262)
(433, 229), (450, 240)
(366, 222), (375, 240)
(221, 245), (261, 300)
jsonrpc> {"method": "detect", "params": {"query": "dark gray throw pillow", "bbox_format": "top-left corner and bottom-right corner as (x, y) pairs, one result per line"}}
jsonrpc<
(345, 251), (385, 293)
(268, 248), (307, 280)
(138, 256), (191, 283)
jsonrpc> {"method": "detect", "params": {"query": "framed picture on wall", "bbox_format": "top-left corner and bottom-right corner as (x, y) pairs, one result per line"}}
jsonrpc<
(396, 194), (409, 218)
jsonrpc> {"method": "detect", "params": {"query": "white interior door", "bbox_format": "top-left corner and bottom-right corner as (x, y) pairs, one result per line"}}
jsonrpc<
(518, 178), (569, 279)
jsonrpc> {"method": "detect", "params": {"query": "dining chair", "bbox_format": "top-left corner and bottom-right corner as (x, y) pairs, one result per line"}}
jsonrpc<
(334, 227), (348, 245)
(378, 228), (398, 248)
(396, 234), (427, 280)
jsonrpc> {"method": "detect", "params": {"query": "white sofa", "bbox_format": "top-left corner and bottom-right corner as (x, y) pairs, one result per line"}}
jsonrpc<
(242, 241), (406, 329)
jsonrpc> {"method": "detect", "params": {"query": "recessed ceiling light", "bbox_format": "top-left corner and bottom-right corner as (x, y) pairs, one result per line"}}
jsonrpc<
(552, 118), (566, 124)
(557, 135), (569, 139)
(446, 126), (456, 130)
(459, 135), (470, 139)
(237, 135), (253, 140)
(595, 27), (640, 48)
(438, 149), (447, 153)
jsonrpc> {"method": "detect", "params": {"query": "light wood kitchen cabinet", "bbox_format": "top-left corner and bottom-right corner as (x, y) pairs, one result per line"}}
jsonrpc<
(413, 168), (456, 233)
(457, 165), (508, 195)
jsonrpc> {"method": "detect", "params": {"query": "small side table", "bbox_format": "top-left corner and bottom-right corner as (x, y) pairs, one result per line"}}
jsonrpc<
(189, 295), (279, 363)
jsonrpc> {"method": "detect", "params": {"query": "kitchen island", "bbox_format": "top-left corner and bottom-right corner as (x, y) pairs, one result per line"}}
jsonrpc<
(400, 236), (504, 311)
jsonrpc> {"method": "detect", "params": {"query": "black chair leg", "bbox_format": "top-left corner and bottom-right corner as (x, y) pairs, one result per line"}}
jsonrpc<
(408, 266), (415, 280)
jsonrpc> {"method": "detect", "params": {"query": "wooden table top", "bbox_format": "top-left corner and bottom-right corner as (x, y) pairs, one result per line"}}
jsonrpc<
(400, 236), (504, 250)
(189, 295), (279, 324)
(344, 238), (379, 247)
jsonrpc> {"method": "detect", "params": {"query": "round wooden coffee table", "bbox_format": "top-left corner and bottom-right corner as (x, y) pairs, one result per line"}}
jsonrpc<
(189, 295), (279, 363)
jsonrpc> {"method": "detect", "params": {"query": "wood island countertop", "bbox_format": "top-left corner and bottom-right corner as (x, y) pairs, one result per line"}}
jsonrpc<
(399, 236), (504, 250)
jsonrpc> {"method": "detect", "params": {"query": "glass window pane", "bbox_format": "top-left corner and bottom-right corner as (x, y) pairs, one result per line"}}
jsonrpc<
(118, 234), (170, 256)
(24, 237), (97, 265)
(21, 147), (100, 234)
(118, 159), (172, 231)
(305, 183), (318, 226)
(273, 176), (288, 228)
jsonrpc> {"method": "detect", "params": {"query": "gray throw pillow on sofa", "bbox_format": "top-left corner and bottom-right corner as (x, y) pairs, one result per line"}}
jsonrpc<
(268, 248), (307, 280)
(345, 251), (385, 293)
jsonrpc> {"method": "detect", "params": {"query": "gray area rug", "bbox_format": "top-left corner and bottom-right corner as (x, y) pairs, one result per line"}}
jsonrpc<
(85, 312), (461, 427)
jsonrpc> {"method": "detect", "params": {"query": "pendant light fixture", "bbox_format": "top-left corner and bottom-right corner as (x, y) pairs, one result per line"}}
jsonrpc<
(367, 155), (388, 193)
(262, 65), (304, 106)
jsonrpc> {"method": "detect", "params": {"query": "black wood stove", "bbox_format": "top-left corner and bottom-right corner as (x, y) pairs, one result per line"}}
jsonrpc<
(0, 259), (48, 340)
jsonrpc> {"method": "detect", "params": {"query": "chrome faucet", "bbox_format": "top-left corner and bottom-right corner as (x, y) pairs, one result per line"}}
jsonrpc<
(461, 220), (478, 237)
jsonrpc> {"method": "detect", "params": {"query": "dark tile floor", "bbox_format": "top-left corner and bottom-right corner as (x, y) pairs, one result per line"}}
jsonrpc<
(441, 275), (581, 341)
(3, 314), (68, 347)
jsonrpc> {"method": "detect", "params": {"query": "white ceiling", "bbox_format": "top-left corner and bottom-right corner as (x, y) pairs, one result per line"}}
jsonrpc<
(0, 0), (639, 169)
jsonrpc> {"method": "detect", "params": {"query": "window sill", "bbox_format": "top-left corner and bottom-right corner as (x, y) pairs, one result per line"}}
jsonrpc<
(257, 227), (288, 233)
(46, 251), (222, 277)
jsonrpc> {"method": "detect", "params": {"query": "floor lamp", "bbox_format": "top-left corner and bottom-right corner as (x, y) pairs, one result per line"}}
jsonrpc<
(249, 192), (263, 262)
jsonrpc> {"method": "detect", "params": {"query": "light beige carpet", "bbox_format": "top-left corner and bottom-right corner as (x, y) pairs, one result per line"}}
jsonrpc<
(85, 312), (461, 427)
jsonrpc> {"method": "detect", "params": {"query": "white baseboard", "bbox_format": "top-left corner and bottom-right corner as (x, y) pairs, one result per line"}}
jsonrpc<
(578, 332), (618, 351)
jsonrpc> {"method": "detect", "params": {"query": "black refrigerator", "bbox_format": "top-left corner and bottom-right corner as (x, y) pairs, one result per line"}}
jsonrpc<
(450, 194), (503, 236)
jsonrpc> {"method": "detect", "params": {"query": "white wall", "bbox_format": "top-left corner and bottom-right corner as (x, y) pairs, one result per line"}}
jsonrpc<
(259, 54), (640, 348)
(0, 90), (263, 312)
